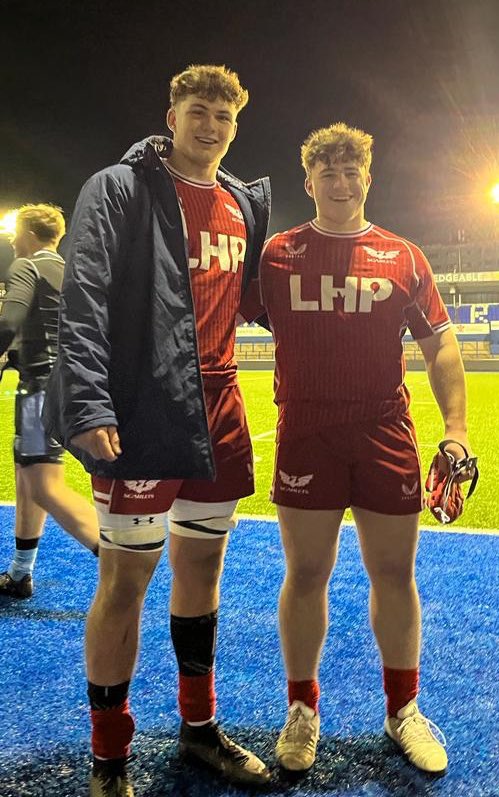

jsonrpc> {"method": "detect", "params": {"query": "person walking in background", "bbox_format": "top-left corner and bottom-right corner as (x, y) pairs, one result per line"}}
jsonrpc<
(0, 204), (99, 599)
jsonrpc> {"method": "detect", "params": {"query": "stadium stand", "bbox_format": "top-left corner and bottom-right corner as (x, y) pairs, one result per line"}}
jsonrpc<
(421, 241), (499, 274)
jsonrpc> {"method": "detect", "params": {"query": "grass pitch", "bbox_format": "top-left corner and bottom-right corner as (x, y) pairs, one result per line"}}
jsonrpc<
(0, 369), (497, 529)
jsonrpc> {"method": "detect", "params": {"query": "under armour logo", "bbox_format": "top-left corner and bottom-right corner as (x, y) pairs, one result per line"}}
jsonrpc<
(132, 516), (155, 525)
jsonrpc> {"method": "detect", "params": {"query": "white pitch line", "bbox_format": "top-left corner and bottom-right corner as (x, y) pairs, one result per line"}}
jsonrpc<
(236, 514), (499, 536)
(0, 502), (496, 535)
(419, 526), (499, 536)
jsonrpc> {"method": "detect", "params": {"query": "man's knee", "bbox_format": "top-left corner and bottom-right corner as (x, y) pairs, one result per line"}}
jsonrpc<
(286, 558), (334, 593)
(98, 580), (145, 612)
(171, 544), (225, 589)
(368, 559), (415, 589)
(22, 463), (61, 506)
(95, 563), (153, 611)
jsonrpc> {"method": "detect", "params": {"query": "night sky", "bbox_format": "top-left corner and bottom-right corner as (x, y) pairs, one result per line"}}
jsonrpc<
(1, 0), (499, 242)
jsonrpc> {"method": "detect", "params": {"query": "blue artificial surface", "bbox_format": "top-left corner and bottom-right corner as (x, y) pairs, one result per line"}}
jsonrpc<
(0, 506), (497, 796)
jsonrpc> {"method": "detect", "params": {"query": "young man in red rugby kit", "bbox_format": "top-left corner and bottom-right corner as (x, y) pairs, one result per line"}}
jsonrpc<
(241, 122), (476, 775)
(44, 65), (271, 795)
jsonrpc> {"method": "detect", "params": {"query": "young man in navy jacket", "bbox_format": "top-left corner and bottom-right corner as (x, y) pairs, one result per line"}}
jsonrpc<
(44, 65), (271, 796)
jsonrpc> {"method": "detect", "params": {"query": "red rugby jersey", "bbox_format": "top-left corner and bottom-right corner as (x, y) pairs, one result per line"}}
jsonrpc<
(167, 164), (247, 384)
(242, 220), (450, 425)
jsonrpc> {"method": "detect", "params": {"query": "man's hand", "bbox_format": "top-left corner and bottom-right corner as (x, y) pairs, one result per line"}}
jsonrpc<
(425, 438), (478, 524)
(71, 426), (122, 461)
(435, 434), (474, 482)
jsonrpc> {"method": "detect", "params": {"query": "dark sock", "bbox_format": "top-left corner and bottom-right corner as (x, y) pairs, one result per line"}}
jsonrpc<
(170, 611), (218, 677)
(15, 536), (40, 551)
(88, 681), (130, 710)
(171, 611), (218, 723)
(9, 537), (40, 580)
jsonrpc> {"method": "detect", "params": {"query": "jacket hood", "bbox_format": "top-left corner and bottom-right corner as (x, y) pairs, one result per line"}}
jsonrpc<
(120, 135), (171, 166)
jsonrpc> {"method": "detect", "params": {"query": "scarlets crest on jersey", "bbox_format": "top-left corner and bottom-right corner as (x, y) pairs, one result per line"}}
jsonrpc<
(425, 440), (478, 524)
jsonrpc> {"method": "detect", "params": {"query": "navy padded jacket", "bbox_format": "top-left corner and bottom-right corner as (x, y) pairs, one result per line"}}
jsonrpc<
(43, 136), (271, 479)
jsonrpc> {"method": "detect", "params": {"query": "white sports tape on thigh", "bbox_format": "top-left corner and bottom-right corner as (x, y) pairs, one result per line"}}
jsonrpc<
(96, 507), (168, 552)
(168, 498), (238, 540)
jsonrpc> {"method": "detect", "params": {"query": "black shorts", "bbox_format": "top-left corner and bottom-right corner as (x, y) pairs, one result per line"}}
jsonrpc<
(14, 380), (64, 467)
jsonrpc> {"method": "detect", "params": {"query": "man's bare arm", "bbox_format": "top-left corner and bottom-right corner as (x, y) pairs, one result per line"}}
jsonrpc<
(418, 327), (471, 458)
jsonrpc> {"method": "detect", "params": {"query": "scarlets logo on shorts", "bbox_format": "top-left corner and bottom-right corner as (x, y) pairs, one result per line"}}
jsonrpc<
(124, 480), (160, 495)
(279, 470), (314, 494)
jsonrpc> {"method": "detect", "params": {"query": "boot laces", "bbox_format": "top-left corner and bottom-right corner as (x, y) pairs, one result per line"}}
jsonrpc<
(398, 712), (447, 748)
(282, 705), (316, 746)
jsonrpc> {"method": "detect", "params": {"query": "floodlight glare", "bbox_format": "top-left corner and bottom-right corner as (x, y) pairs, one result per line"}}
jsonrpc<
(490, 183), (499, 204)
(0, 210), (18, 238)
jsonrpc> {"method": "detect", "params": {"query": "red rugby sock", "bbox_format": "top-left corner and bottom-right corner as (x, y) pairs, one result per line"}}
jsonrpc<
(288, 679), (320, 712)
(179, 672), (216, 724)
(91, 698), (135, 760)
(383, 666), (419, 717)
